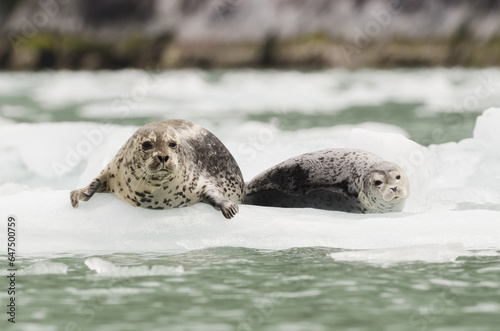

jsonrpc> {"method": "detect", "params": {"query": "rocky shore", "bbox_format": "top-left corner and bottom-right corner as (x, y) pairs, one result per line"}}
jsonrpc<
(1, 0), (500, 70)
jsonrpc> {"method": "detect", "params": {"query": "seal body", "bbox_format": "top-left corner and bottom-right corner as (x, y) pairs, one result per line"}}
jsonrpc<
(244, 149), (409, 213)
(71, 120), (245, 219)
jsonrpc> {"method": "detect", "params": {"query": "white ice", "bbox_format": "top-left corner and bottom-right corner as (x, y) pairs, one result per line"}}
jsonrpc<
(0, 108), (499, 262)
(84, 258), (184, 278)
(330, 243), (475, 264)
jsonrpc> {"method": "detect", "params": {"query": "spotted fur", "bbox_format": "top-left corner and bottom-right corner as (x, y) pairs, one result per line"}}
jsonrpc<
(70, 120), (245, 219)
(244, 149), (410, 213)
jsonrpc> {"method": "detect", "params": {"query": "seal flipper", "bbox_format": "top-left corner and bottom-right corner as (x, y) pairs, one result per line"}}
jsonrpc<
(201, 187), (239, 219)
(70, 171), (110, 208)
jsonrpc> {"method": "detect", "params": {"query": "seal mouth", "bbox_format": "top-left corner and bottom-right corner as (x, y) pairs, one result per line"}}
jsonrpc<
(147, 164), (174, 173)
(153, 168), (172, 175)
(151, 165), (175, 179)
(148, 170), (172, 182)
(382, 194), (401, 202)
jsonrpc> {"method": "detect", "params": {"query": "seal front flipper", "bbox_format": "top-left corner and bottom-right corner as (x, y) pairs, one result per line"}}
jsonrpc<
(201, 186), (239, 219)
(70, 172), (110, 208)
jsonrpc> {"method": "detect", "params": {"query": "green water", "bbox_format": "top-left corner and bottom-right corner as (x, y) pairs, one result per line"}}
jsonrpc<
(0, 97), (480, 146)
(2, 248), (499, 331)
(248, 104), (481, 146)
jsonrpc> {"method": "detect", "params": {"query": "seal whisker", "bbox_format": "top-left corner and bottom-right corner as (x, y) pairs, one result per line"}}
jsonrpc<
(129, 167), (147, 181)
(131, 165), (146, 193)
(130, 167), (150, 193)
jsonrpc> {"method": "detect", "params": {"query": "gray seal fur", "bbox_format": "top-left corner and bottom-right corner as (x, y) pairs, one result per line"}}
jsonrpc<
(71, 120), (245, 219)
(244, 148), (409, 213)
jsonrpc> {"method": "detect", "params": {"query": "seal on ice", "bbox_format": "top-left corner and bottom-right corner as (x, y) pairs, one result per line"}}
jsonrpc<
(244, 148), (409, 213)
(70, 120), (245, 219)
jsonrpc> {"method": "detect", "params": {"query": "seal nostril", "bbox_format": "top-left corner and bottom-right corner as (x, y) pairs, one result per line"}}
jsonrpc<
(391, 187), (397, 192)
(157, 155), (169, 163)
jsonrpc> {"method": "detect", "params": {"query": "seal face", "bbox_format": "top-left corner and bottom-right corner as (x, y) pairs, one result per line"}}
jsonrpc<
(70, 120), (245, 219)
(244, 148), (409, 213)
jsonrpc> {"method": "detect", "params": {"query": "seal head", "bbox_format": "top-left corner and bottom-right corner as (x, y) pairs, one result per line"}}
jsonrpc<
(123, 122), (187, 185)
(358, 161), (409, 213)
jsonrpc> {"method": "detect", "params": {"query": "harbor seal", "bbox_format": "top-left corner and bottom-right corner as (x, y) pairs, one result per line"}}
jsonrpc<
(70, 120), (245, 219)
(244, 148), (409, 213)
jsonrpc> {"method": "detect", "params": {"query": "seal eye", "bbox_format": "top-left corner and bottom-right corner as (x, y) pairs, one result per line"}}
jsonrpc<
(396, 175), (401, 180)
(168, 141), (177, 149)
(142, 141), (153, 151)
(374, 180), (383, 186)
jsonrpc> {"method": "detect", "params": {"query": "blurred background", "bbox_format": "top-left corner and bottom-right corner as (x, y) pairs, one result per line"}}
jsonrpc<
(1, 0), (500, 70)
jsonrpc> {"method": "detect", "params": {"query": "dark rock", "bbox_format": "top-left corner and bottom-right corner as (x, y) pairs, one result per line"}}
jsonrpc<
(82, 0), (154, 26)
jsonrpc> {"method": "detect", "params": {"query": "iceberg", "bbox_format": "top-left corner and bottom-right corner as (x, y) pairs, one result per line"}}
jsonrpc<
(0, 108), (499, 260)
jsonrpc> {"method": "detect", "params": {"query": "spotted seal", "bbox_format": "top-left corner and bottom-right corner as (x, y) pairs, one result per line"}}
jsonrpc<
(244, 148), (409, 213)
(70, 120), (245, 219)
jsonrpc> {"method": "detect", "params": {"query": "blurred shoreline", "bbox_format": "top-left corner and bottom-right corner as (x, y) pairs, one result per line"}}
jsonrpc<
(1, 0), (500, 70)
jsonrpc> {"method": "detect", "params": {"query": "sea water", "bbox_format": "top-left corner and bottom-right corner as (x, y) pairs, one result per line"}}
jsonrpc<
(0, 69), (499, 331)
